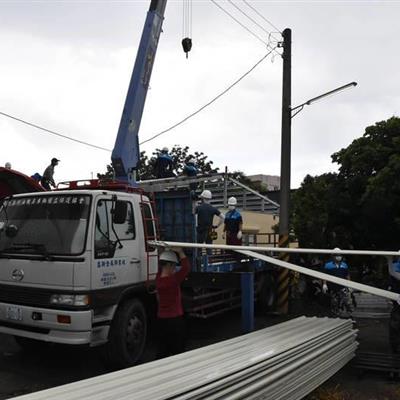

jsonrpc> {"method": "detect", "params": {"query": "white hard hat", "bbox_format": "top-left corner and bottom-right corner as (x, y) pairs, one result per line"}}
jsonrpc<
(188, 158), (196, 165)
(200, 190), (212, 200)
(334, 247), (341, 251)
(5, 162), (11, 169)
(228, 197), (237, 206)
(159, 250), (178, 264)
(161, 147), (169, 153)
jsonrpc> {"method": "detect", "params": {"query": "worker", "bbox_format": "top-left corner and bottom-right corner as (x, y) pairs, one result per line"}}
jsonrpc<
(154, 147), (174, 179)
(195, 190), (224, 247)
(322, 248), (350, 294)
(156, 247), (190, 358)
(30, 173), (42, 183)
(41, 157), (60, 190)
(388, 255), (400, 352)
(4, 162), (11, 169)
(223, 196), (243, 245)
(182, 158), (198, 194)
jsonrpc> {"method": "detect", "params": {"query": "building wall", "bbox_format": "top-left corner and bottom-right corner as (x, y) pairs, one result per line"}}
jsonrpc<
(247, 174), (281, 191)
(214, 209), (279, 245)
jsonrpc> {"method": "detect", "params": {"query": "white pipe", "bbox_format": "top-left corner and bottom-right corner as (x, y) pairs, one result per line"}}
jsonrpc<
(150, 240), (400, 257)
(151, 241), (400, 302)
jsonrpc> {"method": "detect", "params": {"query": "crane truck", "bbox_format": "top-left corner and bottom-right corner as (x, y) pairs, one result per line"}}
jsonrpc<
(0, 0), (277, 368)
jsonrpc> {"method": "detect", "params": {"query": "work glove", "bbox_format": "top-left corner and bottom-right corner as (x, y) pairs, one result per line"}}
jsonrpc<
(237, 230), (243, 240)
(322, 283), (328, 294)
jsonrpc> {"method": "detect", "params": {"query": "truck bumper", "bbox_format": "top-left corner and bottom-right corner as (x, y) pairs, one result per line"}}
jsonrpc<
(0, 302), (108, 345)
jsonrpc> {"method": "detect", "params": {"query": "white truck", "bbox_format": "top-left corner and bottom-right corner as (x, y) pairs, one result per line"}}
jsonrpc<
(0, 185), (158, 367)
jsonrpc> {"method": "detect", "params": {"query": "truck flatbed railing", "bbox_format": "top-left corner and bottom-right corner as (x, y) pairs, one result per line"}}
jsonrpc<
(138, 173), (280, 212)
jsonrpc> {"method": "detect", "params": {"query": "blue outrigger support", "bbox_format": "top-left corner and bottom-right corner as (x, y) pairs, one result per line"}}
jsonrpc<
(241, 272), (255, 333)
(112, 0), (168, 185)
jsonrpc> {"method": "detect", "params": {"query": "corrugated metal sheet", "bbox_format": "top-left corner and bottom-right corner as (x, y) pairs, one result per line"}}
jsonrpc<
(12, 317), (357, 400)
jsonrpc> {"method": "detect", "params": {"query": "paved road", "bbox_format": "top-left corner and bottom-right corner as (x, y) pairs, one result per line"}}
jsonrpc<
(0, 309), (397, 400)
(0, 311), (263, 400)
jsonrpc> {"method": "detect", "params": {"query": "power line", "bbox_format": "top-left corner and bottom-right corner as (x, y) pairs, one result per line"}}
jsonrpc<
(210, 0), (268, 47)
(242, 0), (282, 34)
(228, 0), (281, 44)
(0, 111), (111, 152)
(0, 48), (276, 151)
(227, 0), (271, 36)
(140, 47), (276, 146)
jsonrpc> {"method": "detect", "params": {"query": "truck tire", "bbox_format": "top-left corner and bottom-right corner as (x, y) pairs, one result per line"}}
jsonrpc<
(258, 274), (276, 313)
(106, 298), (147, 369)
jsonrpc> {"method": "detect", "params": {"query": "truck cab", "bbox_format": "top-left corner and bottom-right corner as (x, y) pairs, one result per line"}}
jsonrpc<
(0, 187), (157, 367)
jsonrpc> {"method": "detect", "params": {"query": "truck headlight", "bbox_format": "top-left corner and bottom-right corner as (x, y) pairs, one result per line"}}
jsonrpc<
(50, 294), (90, 306)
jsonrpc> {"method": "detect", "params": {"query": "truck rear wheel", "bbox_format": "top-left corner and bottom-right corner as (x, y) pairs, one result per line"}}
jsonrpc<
(106, 298), (147, 369)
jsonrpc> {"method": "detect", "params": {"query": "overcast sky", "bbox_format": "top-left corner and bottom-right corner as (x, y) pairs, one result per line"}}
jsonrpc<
(0, 0), (399, 188)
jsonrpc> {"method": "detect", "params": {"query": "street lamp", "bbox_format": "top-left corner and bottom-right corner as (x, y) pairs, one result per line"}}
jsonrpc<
(277, 28), (358, 315)
(291, 81), (358, 118)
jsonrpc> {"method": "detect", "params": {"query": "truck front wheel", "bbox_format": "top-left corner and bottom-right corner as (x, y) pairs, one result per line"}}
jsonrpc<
(106, 298), (147, 368)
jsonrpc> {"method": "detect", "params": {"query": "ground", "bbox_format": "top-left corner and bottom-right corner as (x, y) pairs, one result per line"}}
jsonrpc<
(0, 309), (398, 400)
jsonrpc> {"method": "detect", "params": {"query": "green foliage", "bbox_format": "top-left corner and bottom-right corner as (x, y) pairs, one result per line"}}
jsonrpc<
(292, 116), (400, 251)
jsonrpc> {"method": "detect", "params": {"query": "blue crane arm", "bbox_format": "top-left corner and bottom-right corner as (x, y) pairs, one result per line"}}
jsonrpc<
(111, 0), (167, 185)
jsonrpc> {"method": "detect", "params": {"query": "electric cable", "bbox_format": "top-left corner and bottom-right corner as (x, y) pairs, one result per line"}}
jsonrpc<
(228, 0), (281, 44)
(0, 48), (276, 151)
(228, 0), (271, 35)
(0, 110), (111, 152)
(242, 0), (282, 34)
(210, 0), (268, 47)
(140, 47), (276, 145)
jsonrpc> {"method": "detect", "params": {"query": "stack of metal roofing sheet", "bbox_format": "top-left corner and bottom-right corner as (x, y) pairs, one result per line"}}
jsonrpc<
(352, 292), (392, 318)
(12, 317), (358, 400)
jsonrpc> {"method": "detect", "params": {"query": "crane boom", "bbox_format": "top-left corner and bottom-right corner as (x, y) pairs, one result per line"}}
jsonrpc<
(111, 0), (167, 185)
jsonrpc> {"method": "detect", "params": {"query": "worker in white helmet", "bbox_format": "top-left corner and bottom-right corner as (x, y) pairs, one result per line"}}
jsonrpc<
(322, 247), (350, 294)
(195, 190), (224, 247)
(223, 197), (243, 245)
(154, 147), (174, 179)
(156, 247), (190, 358)
(4, 162), (11, 169)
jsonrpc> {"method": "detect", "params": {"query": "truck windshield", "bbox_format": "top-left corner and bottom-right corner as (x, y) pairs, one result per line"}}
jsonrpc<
(0, 195), (91, 256)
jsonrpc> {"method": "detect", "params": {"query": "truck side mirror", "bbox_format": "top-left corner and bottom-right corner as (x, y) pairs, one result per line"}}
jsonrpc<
(112, 201), (128, 224)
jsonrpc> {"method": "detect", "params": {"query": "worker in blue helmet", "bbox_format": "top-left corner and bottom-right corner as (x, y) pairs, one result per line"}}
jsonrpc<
(154, 147), (174, 179)
(388, 253), (400, 353)
(183, 157), (198, 194)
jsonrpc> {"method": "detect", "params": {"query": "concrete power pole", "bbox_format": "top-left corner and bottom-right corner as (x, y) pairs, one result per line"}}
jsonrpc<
(277, 28), (292, 314)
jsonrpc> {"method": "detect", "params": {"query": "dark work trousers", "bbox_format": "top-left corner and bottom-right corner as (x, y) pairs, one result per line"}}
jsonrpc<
(197, 227), (212, 255)
(156, 316), (186, 359)
(40, 179), (51, 190)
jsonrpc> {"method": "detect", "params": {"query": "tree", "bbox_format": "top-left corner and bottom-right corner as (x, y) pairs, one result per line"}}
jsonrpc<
(97, 145), (219, 181)
(292, 116), (400, 251)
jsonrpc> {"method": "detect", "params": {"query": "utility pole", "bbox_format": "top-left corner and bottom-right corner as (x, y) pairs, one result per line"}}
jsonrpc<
(277, 28), (292, 314)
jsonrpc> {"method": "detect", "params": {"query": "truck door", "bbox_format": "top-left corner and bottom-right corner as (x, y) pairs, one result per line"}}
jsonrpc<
(139, 201), (158, 282)
(92, 198), (141, 291)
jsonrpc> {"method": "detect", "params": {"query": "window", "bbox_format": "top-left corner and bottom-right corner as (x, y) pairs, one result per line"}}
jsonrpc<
(0, 195), (90, 256)
(94, 199), (135, 259)
(141, 202), (156, 251)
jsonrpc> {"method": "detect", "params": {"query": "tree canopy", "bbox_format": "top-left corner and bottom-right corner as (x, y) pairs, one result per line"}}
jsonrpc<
(292, 116), (400, 251)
